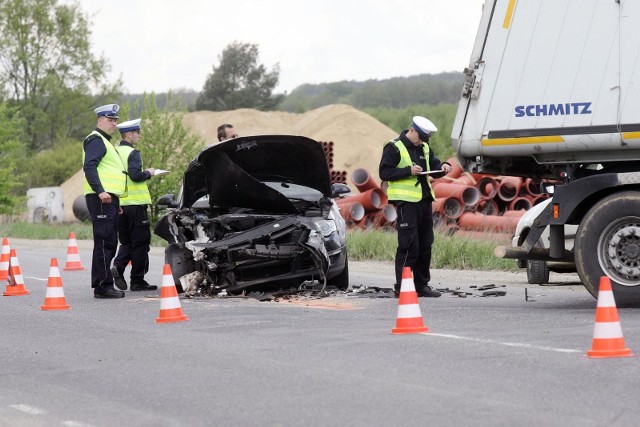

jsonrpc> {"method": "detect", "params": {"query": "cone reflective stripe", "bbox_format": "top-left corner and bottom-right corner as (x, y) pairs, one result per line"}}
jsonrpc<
(392, 267), (428, 334)
(156, 264), (188, 323)
(41, 258), (71, 311)
(0, 237), (10, 281)
(3, 249), (30, 296)
(586, 277), (634, 358)
(63, 232), (85, 271)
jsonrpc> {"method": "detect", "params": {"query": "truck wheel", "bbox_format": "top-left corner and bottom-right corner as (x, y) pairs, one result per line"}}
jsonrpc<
(527, 241), (550, 284)
(165, 243), (196, 293)
(575, 192), (640, 306)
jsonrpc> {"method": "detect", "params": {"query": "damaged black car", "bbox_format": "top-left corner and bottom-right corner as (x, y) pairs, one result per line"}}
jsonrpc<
(154, 135), (350, 296)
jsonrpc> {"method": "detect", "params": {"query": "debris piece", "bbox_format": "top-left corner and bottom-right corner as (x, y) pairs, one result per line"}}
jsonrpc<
(481, 289), (507, 297)
(248, 291), (275, 302)
(525, 287), (536, 302)
(477, 284), (497, 291)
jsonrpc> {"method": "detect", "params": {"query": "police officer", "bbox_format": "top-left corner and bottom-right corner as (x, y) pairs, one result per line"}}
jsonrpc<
(111, 118), (158, 292)
(83, 104), (128, 299)
(379, 116), (452, 298)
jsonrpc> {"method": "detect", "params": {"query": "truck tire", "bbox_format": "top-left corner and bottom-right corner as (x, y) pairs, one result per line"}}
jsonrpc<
(527, 241), (550, 284)
(575, 192), (640, 306)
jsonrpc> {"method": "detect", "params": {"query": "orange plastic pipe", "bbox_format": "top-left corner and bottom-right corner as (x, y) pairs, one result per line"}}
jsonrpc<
(433, 183), (480, 206)
(351, 168), (380, 193)
(457, 212), (521, 233)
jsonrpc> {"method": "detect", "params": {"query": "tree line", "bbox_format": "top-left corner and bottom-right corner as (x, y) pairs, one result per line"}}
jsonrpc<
(0, 0), (462, 218)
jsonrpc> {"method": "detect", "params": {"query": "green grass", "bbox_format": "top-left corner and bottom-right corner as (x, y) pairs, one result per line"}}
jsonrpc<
(0, 222), (518, 271)
(0, 222), (166, 246)
(347, 228), (518, 271)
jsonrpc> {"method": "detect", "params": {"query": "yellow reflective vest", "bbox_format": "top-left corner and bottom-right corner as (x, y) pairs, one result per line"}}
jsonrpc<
(385, 139), (436, 202)
(116, 144), (152, 206)
(83, 131), (127, 196)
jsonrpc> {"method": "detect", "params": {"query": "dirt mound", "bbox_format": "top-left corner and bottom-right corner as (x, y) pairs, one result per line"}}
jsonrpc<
(183, 104), (397, 178)
(62, 104), (397, 221)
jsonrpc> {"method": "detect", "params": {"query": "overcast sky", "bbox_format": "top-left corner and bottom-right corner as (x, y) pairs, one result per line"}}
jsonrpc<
(76, 0), (486, 94)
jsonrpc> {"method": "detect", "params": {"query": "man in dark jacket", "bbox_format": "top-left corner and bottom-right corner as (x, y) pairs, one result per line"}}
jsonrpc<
(111, 118), (158, 292)
(82, 104), (127, 299)
(379, 116), (451, 297)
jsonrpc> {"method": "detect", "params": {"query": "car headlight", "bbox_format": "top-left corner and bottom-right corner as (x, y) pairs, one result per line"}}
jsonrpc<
(315, 219), (337, 237)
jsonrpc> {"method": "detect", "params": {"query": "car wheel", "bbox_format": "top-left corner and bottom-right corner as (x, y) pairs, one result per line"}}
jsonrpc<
(526, 241), (550, 284)
(327, 257), (349, 290)
(165, 243), (196, 293)
(575, 192), (640, 306)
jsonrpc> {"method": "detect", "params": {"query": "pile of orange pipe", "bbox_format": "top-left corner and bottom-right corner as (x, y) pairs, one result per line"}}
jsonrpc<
(334, 159), (554, 242)
(319, 141), (348, 184)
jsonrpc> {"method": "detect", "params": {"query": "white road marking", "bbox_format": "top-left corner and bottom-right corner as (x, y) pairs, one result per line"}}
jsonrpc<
(23, 276), (47, 282)
(10, 404), (44, 415)
(63, 421), (95, 427)
(427, 332), (581, 353)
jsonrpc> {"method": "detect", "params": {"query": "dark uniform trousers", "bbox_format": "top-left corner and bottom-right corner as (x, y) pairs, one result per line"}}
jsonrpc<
(394, 199), (434, 287)
(114, 205), (151, 283)
(85, 193), (120, 289)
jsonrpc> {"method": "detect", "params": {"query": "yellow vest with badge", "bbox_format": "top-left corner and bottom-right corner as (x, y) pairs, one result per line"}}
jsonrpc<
(116, 144), (152, 205)
(385, 139), (436, 202)
(83, 131), (127, 196)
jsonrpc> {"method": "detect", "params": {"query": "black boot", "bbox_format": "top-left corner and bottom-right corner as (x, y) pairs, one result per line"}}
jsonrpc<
(416, 285), (441, 298)
(111, 266), (127, 291)
(94, 286), (125, 299)
(130, 280), (158, 291)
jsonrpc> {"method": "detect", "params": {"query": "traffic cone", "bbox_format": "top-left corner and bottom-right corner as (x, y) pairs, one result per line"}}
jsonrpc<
(586, 277), (634, 358)
(391, 267), (429, 334)
(3, 249), (30, 296)
(63, 232), (85, 271)
(41, 258), (71, 311)
(0, 237), (10, 281)
(156, 264), (188, 323)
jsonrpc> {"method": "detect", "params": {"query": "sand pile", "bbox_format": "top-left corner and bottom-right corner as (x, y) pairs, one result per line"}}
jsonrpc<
(62, 104), (397, 221)
(183, 104), (397, 174)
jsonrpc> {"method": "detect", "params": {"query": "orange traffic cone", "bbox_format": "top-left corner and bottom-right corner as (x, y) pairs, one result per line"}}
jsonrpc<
(3, 249), (30, 296)
(63, 232), (85, 271)
(156, 264), (188, 323)
(41, 258), (71, 311)
(391, 267), (429, 334)
(586, 277), (634, 358)
(0, 237), (10, 281)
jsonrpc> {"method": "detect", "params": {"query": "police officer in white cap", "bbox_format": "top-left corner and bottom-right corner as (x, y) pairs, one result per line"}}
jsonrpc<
(379, 116), (452, 298)
(111, 118), (158, 292)
(83, 103), (127, 299)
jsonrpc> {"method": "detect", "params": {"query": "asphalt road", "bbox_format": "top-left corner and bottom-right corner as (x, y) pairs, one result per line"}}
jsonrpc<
(1, 239), (639, 427)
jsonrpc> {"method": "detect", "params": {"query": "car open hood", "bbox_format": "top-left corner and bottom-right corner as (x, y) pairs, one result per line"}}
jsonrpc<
(180, 135), (333, 212)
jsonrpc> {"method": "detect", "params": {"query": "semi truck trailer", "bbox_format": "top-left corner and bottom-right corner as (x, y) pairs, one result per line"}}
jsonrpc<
(451, 0), (640, 305)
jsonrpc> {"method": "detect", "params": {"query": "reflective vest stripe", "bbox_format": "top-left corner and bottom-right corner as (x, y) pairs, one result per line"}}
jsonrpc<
(385, 139), (436, 202)
(83, 131), (127, 196)
(116, 145), (152, 205)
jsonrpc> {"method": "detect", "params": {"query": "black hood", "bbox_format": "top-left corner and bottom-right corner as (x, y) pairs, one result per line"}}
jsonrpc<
(180, 135), (333, 212)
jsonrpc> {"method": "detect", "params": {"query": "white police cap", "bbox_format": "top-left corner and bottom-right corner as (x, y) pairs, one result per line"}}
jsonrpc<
(116, 118), (141, 133)
(412, 116), (438, 137)
(94, 104), (120, 119)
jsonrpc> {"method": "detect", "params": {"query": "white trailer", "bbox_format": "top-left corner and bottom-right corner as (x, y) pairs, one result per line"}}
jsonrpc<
(452, 0), (640, 305)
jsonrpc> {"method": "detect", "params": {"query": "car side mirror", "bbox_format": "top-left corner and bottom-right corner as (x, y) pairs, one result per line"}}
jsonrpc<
(157, 194), (178, 208)
(331, 183), (351, 198)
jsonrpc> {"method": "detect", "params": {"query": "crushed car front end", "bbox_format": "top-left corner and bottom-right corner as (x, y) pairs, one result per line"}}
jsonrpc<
(154, 135), (349, 295)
